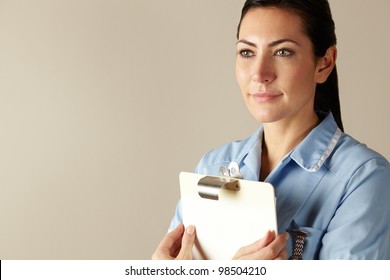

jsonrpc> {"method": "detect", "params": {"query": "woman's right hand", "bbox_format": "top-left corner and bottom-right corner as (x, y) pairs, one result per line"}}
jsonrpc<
(233, 231), (289, 260)
(152, 224), (196, 260)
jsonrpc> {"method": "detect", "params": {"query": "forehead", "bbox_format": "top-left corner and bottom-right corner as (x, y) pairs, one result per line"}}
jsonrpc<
(239, 7), (307, 41)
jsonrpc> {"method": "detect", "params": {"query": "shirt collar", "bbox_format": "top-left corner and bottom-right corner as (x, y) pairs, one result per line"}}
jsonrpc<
(238, 113), (342, 177)
(290, 113), (342, 172)
(235, 126), (263, 180)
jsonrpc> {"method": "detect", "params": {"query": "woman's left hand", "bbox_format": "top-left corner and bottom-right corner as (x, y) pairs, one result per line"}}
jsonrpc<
(233, 231), (289, 260)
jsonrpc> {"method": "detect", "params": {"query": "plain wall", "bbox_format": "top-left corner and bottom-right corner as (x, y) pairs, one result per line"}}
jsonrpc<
(0, 0), (389, 259)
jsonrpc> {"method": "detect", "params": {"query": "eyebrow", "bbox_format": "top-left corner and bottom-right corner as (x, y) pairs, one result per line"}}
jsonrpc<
(236, 38), (302, 48)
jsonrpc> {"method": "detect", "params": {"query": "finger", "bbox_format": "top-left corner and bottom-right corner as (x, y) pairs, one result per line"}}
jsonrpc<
(233, 230), (275, 259)
(176, 225), (196, 260)
(251, 232), (289, 260)
(169, 233), (183, 258)
(274, 248), (289, 260)
(159, 224), (185, 249)
(152, 224), (185, 260)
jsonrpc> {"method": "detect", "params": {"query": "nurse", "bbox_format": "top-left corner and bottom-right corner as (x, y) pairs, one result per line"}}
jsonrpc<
(153, 0), (390, 260)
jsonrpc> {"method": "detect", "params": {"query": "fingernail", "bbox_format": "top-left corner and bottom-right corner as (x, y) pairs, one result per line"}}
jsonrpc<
(186, 225), (195, 236)
(285, 232), (290, 240)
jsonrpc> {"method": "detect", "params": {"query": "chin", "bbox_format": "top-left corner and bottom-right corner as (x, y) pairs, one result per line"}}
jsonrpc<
(246, 103), (285, 124)
(250, 112), (283, 124)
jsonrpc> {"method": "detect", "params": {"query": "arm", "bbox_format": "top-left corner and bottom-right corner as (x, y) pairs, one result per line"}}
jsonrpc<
(320, 158), (390, 259)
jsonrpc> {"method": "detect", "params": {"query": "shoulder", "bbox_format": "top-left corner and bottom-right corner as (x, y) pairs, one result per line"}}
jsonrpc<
(326, 132), (390, 185)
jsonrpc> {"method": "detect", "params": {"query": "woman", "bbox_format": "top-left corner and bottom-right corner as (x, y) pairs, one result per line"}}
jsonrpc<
(153, 0), (390, 260)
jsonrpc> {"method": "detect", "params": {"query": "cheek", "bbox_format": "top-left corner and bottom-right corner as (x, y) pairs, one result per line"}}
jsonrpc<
(286, 65), (316, 93)
(236, 65), (250, 91)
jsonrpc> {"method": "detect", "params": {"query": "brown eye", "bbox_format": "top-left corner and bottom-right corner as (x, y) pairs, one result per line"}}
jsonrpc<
(275, 49), (294, 57)
(238, 49), (255, 58)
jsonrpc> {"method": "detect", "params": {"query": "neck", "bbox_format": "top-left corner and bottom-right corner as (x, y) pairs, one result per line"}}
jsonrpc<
(260, 111), (319, 181)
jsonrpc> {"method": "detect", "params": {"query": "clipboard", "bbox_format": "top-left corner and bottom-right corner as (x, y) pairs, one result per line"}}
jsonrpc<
(179, 172), (278, 260)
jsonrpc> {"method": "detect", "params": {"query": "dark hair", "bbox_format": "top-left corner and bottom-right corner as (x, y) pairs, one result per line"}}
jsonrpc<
(237, 0), (344, 131)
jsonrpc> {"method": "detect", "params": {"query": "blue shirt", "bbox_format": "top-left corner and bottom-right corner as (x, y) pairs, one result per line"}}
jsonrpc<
(169, 113), (390, 259)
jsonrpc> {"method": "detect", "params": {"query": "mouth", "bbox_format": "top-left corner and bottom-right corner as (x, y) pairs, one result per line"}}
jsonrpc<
(250, 92), (283, 102)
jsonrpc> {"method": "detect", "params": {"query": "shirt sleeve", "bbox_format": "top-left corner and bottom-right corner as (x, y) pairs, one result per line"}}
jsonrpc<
(320, 157), (390, 259)
(168, 199), (183, 232)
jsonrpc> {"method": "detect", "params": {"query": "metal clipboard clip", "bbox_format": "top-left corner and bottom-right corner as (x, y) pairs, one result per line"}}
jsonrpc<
(197, 176), (240, 200)
(197, 162), (242, 200)
(220, 162), (243, 179)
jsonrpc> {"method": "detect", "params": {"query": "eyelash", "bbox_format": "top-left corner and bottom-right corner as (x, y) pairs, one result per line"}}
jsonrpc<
(274, 49), (294, 57)
(237, 48), (294, 59)
(237, 49), (255, 59)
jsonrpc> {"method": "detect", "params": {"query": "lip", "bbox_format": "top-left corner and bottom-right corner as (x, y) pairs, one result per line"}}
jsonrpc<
(250, 92), (283, 102)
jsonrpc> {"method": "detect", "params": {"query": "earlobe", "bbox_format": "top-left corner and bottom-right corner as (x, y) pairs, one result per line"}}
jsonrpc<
(315, 46), (337, 84)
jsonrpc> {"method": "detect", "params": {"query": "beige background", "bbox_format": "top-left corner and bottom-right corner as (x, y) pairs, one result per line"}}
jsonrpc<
(0, 0), (389, 259)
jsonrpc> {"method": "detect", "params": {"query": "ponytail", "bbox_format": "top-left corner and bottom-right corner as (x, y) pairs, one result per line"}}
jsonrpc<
(315, 66), (344, 131)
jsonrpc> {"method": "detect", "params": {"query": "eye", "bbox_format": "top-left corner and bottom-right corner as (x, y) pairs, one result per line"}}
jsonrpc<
(238, 49), (255, 59)
(275, 49), (294, 57)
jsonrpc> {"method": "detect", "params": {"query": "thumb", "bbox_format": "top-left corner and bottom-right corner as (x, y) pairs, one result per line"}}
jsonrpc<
(177, 225), (196, 260)
(233, 230), (276, 259)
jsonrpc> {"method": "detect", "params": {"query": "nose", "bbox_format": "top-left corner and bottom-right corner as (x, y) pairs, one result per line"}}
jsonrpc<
(252, 55), (276, 84)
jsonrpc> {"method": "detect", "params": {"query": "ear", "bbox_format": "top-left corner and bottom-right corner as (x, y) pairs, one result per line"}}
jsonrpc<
(315, 46), (337, 84)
